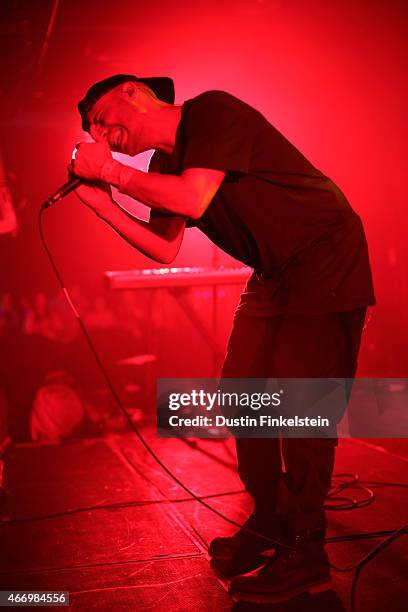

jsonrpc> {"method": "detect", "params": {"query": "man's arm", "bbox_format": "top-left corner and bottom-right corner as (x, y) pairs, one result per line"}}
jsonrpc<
(74, 182), (185, 264)
(71, 141), (225, 219)
(106, 162), (226, 219)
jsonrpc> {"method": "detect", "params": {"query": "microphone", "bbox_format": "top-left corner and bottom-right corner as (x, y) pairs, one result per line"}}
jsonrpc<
(42, 176), (82, 208)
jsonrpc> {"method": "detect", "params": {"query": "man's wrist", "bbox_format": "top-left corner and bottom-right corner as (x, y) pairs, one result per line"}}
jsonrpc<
(100, 159), (122, 186)
(99, 159), (136, 193)
(117, 165), (136, 193)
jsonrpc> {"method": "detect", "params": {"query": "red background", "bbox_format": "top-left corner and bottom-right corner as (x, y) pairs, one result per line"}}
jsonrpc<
(1, 0), (407, 376)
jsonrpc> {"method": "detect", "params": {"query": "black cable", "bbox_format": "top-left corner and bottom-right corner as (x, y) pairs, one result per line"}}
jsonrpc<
(37, 205), (408, 608)
(325, 473), (375, 511)
(0, 479), (404, 536)
(38, 204), (293, 551)
(0, 488), (246, 525)
(348, 524), (408, 612)
(0, 552), (203, 578)
(326, 528), (406, 544)
(330, 523), (408, 573)
(1, 473), (390, 526)
(327, 515), (407, 611)
(359, 481), (408, 488)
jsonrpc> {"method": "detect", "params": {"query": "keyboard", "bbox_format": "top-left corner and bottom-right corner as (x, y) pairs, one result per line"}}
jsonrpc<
(105, 266), (252, 290)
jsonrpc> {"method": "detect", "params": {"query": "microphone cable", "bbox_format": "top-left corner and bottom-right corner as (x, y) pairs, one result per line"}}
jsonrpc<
(38, 203), (294, 552)
(38, 203), (408, 608)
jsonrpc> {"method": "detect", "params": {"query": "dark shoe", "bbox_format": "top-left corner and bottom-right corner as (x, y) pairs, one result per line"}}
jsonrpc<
(209, 513), (281, 558)
(209, 513), (281, 580)
(210, 548), (269, 581)
(229, 539), (331, 603)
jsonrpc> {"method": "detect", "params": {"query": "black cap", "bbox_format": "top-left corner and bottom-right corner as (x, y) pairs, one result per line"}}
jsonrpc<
(78, 74), (175, 132)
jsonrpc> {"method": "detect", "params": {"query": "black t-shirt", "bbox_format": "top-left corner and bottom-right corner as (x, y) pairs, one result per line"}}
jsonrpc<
(148, 90), (375, 315)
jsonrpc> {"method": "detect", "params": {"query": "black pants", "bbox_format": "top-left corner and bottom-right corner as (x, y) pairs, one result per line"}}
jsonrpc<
(220, 308), (367, 534)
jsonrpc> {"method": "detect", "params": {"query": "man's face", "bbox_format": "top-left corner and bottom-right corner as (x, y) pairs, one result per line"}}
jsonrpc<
(87, 86), (148, 156)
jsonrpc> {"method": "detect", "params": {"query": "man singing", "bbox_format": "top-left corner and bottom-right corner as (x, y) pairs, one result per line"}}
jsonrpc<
(71, 74), (375, 603)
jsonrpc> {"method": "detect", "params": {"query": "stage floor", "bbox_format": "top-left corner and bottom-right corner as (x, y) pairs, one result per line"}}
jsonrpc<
(0, 431), (407, 611)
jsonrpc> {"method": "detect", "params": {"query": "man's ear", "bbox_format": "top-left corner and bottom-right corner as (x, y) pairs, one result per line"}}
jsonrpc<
(121, 81), (138, 98)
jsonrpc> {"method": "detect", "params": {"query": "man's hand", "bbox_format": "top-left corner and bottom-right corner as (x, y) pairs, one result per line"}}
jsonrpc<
(70, 141), (113, 181)
(74, 181), (114, 216)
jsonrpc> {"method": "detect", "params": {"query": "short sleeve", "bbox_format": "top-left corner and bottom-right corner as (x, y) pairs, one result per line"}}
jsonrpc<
(179, 91), (254, 174)
(147, 150), (195, 227)
(147, 151), (172, 223)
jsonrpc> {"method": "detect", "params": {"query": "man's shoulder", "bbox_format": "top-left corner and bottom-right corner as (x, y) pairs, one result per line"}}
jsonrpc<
(191, 89), (240, 102)
(186, 90), (256, 115)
